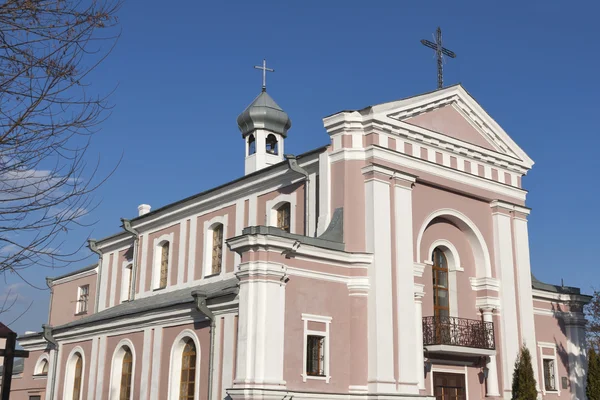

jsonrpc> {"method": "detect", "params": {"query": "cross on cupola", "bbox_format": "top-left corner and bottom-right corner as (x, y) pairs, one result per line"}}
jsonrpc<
(421, 27), (457, 89)
(254, 59), (274, 92)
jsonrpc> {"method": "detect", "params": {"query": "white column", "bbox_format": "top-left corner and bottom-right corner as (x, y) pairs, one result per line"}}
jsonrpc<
(363, 165), (395, 393)
(94, 336), (107, 400)
(512, 207), (540, 388)
(414, 288), (425, 391)
(482, 308), (500, 397)
(394, 173), (419, 395)
(149, 327), (163, 400)
(234, 261), (287, 388)
(87, 337), (99, 400)
(490, 201), (520, 399)
(566, 316), (587, 400)
(139, 328), (152, 400)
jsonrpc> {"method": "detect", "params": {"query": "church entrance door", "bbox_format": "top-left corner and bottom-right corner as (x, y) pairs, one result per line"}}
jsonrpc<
(433, 372), (466, 400)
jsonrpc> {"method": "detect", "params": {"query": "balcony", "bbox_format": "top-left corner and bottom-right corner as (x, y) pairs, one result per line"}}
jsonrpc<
(422, 316), (496, 357)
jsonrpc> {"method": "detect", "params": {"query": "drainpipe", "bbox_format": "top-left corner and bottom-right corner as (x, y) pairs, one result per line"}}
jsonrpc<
(285, 154), (310, 236)
(42, 324), (58, 400)
(121, 218), (139, 301)
(192, 291), (215, 400)
(87, 239), (102, 313)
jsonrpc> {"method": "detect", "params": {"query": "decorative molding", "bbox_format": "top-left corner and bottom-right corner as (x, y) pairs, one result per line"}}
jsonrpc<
(301, 314), (332, 383)
(413, 262), (426, 277)
(470, 277), (500, 292)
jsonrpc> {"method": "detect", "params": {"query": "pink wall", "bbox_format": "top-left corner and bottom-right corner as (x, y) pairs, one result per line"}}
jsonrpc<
(330, 160), (366, 252)
(55, 340), (92, 399)
(49, 273), (97, 327)
(10, 349), (48, 400)
(534, 314), (571, 398)
(113, 246), (134, 306)
(406, 105), (497, 151)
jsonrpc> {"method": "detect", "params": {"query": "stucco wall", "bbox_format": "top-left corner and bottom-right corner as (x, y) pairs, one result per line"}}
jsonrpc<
(49, 273), (97, 327)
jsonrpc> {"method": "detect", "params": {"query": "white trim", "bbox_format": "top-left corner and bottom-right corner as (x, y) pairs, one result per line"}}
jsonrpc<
(149, 327), (163, 400)
(416, 208), (492, 278)
(109, 250), (119, 307)
(33, 353), (50, 376)
(301, 314), (332, 383)
(120, 261), (134, 303)
(63, 346), (86, 400)
(94, 336), (107, 400)
(427, 240), (463, 272)
(139, 328), (152, 400)
(108, 339), (137, 400)
(50, 267), (97, 286)
(538, 343), (560, 396)
(265, 193), (297, 234)
(87, 337), (99, 400)
(167, 329), (202, 400)
(139, 234), (148, 295)
(202, 214), (228, 278)
(188, 218), (197, 284)
(76, 284), (90, 315)
(429, 366), (469, 400)
(234, 199), (244, 267)
(152, 233), (174, 290)
(177, 221), (187, 285)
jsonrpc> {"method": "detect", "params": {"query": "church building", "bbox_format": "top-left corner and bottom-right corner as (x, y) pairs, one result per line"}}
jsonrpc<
(9, 81), (590, 400)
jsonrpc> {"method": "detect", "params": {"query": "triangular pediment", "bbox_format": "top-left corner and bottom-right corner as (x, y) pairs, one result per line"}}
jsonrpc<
(405, 104), (498, 152)
(366, 85), (533, 169)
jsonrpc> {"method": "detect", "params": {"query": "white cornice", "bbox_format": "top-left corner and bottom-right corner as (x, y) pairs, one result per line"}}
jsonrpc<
(470, 277), (500, 292)
(532, 289), (591, 304)
(51, 267), (98, 286)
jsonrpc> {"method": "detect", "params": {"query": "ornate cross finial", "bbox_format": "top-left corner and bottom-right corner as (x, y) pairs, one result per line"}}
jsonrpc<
(254, 59), (275, 92)
(421, 27), (457, 89)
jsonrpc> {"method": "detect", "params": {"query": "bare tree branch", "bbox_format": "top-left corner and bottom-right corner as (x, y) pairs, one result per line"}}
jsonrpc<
(0, 0), (121, 279)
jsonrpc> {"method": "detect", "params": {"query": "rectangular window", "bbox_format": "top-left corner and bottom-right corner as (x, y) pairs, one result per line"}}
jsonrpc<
(306, 335), (325, 376)
(29, 396), (41, 400)
(76, 285), (89, 314)
(543, 358), (557, 391)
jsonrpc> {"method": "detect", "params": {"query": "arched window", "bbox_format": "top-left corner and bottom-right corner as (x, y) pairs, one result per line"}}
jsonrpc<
(276, 203), (291, 233)
(121, 263), (133, 302)
(72, 353), (83, 400)
(266, 134), (278, 155)
(432, 248), (449, 318)
(119, 347), (133, 400)
(179, 339), (197, 400)
(248, 134), (256, 155)
(159, 242), (169, 289)
(211, 224), (223, 275)
(34, 356), (49, 376)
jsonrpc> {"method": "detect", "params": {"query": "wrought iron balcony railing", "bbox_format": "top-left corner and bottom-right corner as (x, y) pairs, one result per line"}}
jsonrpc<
(422, 316), (495, 350)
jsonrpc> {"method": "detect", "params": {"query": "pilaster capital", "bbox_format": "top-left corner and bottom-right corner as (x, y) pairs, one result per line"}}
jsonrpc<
(476, 296), (501, 313)
(347, 277), (369, 296)
(236, 261), (288, 284)
(489, 200), (531, 220)
(361, 164), (416, 189)
(414, 283), (426, 301)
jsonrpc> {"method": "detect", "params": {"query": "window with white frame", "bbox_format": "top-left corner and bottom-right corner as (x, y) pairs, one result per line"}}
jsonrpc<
(152, 234), (173, 290)
(543, 358), (557, 391)
(33, 355), (49, 376)
(203, 216), (227, 278)
(76, 285), (89, 314)
(109, 341), (135, 400)
(63, 349), (85, 400)
(121, 263), (133, 302)
(266, 193), (296, 234)
(301, 314), (332, 382)
(210, 223), (223, 275)
(168, 331), (201, 400)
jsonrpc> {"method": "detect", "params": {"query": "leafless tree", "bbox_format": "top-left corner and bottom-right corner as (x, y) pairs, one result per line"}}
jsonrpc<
(587, 290), (600, 351)
(0, 0), (121, 280)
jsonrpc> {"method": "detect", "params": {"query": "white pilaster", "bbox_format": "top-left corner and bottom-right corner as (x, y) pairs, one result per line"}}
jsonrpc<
(234, 261), (287, 388)
(139, 328), (152, 400)
(512, 208), (540, 388)
(363, 166), (396, 393)
(94, 336), (107, 400)
(150, 327), (163, 400)
(566, 316), (587, 400)
(177, 221), (187, 285)
(482, 309), (500, 397)
(414, 288), (425, 391)
(317, 151), (331, 236)
(393, 173), (419, 395)
(87, 336), (99, 400)
(490, 202), (520, 399)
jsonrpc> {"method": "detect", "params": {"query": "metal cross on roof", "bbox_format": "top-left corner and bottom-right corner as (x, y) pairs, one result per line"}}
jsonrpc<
(421, 27), (457, 89)
(254, 59), (274, 92)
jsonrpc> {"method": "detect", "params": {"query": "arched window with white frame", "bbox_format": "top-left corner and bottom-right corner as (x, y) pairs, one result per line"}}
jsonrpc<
(121, 262), (133, 302)
(109, 341), (136, 400)
(33, 354), (49, 376)
(63, 348), (85, 400)
(168, 331), (201, 400)
(248, 134), (256, 155)
(152, 233), (173, 290)
(266, 193), (297, 234)
(427, 239), (463, 318)
(202, 215), (228, 278)
(266, 134), (278, 155)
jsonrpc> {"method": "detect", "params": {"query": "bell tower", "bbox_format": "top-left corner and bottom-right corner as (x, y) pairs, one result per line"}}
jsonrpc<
(236, 60), (292, 175)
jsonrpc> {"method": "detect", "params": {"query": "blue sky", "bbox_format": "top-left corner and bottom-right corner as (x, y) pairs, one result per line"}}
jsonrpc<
(3, 1), (599, 334)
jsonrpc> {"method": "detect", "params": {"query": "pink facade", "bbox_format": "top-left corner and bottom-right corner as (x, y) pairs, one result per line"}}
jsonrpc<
(14, 84), (590, 400)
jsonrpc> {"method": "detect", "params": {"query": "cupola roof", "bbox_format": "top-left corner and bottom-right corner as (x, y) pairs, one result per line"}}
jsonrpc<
(236, 90), (292, 138)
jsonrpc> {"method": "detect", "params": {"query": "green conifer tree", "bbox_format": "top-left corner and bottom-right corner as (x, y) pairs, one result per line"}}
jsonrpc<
(512, 345), (538, 400)
(587, 347), (600, 400)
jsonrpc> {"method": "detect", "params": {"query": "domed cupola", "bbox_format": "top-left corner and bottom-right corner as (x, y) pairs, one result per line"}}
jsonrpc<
(238, 59), (291, 175)
(236, 90), (292, 138)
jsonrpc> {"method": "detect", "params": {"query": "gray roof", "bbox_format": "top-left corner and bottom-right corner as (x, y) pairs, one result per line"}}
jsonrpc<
(239, 223), (344, 252)
(531, 274), (590, 299)
(52, 277), (239, 332)
(0, 358), (24, 376)
(237, 90), (292, 137)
